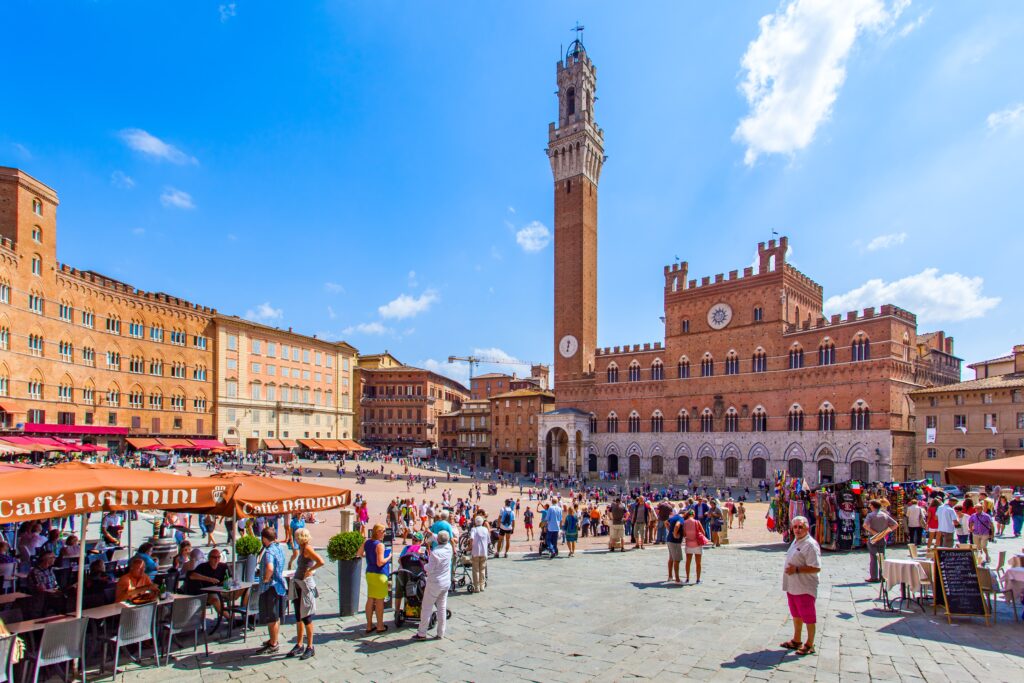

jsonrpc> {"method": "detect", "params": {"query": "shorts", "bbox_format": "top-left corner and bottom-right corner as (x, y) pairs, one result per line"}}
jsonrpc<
(787, 592), (817, 624)
(685, 546), (703, 555)
(524, 523), (533, 529)
(500, 529), (512, 536)
(258, 589), (283, 625)
(366, 572), (389, 600)
(667, 542), (682, 562)
(609, 524), (625, 545)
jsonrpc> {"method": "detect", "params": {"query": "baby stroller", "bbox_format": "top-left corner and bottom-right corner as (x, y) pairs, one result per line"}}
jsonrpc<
(393, 551), (452, 628)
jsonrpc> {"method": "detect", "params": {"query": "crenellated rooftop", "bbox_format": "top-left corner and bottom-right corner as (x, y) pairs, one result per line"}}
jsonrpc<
(595, 341), (663, 357)
(783, 304), (916, 334)
(57, 263), (216, 314)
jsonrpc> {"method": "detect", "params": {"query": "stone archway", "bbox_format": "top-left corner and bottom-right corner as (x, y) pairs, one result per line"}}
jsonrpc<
(544, 427), (570, 474)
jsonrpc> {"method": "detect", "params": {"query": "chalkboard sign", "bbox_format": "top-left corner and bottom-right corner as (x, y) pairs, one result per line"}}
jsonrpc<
(934, 548), (988, 624)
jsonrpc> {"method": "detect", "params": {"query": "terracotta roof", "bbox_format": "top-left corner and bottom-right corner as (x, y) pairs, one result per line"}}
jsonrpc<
(966, 354), (1014, 369)
(489, 388), (556, 400)
(473, 372), (512, 379)
(909, 373), (1024, 395)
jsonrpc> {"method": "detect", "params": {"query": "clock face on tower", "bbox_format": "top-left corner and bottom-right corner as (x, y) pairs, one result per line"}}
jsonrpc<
(559, 335), (579, 358)
(707, 303), (733, 330)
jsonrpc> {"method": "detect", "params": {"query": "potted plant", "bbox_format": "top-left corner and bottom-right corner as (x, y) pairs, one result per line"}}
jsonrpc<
(327, 530), (365, 616)
(234, 533), (262, 583)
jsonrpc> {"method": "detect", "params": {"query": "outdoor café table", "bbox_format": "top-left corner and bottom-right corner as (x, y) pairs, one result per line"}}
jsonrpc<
(1009, 554), (1024, 569)
(883, 558), (928, 611)
(1004, 567), (1024, 616)
(202, 581), (253, 638)
(0, 591), (28, 606)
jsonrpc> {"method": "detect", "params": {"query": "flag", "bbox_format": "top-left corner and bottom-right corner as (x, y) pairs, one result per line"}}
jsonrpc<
(766, 502), (776, 531)
(957, 426), (967, 434)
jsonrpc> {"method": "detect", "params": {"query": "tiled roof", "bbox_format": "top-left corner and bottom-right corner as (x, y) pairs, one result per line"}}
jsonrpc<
(909, 373), (1024, 395)
(490, 388), (556, 400)
(966, 354), (1014, 368)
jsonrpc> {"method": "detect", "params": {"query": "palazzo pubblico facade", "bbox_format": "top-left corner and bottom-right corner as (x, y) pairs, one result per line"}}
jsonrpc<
(536, 40), (961, 487)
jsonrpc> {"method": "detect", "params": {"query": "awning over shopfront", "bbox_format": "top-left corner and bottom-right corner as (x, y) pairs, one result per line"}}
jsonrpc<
(188, 438), (227, 450)
(298, 439), (326, 451)
(0, 403), (22, 414)
(263, 438), (285, 450)
(157, 438), (195, 449)
(340, 439), (370, 452)
(193, 471), (350, 518)
(316, 439), (344, 451)
(0, 440), (32, 455)
(22, 423), (129, 436)
(0, 436), (71, 452)
(280, 439), (298, 449)
(126, 437), (161, 450)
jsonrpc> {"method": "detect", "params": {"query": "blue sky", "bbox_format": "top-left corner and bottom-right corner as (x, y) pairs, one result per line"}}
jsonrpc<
(3, 1), (1022, 386)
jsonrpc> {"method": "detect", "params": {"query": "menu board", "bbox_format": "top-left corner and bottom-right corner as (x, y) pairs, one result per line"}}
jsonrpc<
(935, 548), (987, 622)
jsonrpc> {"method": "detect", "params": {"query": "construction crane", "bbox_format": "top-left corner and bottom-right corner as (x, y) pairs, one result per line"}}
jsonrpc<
(447, 354), (541, 385)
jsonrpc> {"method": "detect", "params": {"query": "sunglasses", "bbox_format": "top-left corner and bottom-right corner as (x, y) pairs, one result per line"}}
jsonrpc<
(791, 525), (807, 529)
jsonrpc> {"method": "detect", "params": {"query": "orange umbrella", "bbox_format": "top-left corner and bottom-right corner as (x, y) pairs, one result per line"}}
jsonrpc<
(194, 471), (351, 518)
(0, 461), (238, 525)
(944, 453), (1024, 486)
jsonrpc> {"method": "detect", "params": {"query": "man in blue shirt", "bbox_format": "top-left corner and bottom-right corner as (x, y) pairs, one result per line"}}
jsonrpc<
(257, 527), (287, 654)
(545, 499), (563, 558)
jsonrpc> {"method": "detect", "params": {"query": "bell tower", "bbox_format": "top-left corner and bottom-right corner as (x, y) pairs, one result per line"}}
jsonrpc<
(548, 35), (603, 384)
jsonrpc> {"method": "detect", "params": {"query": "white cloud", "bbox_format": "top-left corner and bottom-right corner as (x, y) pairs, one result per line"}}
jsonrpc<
(471, 347), (520, 364)
(245, 302), (284, 322)
(219, 3), (237, 22)
(378, 290), (439, 320)
(160, 187), (195, 210)
(12, 143), (32, 160)
(897, 7), (931, 37)
(515, 221), (551, 252)
(342, 321), (392, 335)
(986, 103), (1024, 133)
(865, 231), (907, 251)
(324, 281), (345, 294)
(507, 206), (516, 214)
(824, 268), (1000, 323)
(734, 0), (903, 165)
(118, 128), (197, 165)
(421, 358), (470, 386)
(111, 170), (135, 189)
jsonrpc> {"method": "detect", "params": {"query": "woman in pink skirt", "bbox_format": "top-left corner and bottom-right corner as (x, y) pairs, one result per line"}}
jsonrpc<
(780, 515), (821, 656)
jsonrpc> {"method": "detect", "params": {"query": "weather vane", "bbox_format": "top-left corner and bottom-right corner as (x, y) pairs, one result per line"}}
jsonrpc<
(573, 22), (585, 40)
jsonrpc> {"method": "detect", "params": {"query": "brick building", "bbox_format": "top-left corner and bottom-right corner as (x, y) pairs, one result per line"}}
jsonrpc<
(358, 357), (468, 454)
(536, 42), (960, 486)
(438, 398), (491, 466)
(908, 345), (1024, 483)
(492, 388), (555, 473)
(0, 168), (217, 451)
(212, 315), (357, 452)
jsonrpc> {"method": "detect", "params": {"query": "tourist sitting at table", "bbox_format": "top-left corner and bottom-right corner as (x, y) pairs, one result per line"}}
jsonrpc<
(185, 549), (230, 615)
(115, 557), (158, 603)
(133, 542), (159, 580)
(26, 550), (66, 614)
(0, 540), (16, 565)
(173, 541), (203, 573)
(60, 534), (81, 561)
(17, 522), (45, 568)
(40, 528), (64, 558)
(75, 558), (116, 608)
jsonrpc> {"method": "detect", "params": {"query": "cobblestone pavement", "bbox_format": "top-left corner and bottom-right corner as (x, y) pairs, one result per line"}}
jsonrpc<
(115, 539), (1024, 683)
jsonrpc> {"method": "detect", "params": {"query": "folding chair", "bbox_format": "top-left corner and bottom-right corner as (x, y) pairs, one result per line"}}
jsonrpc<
(161, 594), (209, 665)
(101, 602), (160, 675)
(19, 616), (88, 683)
(0, 634), (15, 683)
(226, 588), (261, 642)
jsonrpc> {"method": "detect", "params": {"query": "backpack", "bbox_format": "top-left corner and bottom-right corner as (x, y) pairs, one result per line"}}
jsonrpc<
(500, 508), (513, 527)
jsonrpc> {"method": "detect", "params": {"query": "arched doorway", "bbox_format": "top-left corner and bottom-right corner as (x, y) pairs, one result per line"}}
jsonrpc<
(608, 453), (619, 474)
(851, 460), (869, 482)
(788, 458), (803, 478)
(818, 458), (834, 484)
(628, 454), (640, 478)
(588, 452), (597, 472)
(544, 427), (569, 474)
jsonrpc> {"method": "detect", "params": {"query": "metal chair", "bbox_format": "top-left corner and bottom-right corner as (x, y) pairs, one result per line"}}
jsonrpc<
(101, 602), (160, 676)
(0, 564), (16, 594)
(0, 634), (15, 683)
(161, 595), (209, 665)
(226, 588), (260, 641)
(19, 616), (88, 683)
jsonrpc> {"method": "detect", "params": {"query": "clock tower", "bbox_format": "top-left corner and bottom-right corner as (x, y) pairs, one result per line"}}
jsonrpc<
(548, 37), (603, 383)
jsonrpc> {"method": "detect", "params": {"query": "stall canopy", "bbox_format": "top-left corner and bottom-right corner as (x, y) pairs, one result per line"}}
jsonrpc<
(126, 437), (162, 450)
(188, 438), (228, 450)
(944, 454), (1024, 486)
(340, 439), (370, 452)
(0, 436), (71, 452)
(0, 439), (33, 455)
(263, 438), (285, 450)
(298, 439), (326, 452)
(0, 461), (239, 524)
(192, 471), (351, 518)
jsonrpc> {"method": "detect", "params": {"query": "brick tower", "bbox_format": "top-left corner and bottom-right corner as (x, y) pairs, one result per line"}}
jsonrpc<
(547, 37), (604, 384)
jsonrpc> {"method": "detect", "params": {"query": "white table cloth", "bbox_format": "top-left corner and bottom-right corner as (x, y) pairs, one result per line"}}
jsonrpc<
(883, 558), (928, 592)
(1004, 567), (1024, 598)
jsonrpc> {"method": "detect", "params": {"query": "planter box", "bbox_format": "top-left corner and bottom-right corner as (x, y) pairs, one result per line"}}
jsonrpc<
(337, 558), (363, 616)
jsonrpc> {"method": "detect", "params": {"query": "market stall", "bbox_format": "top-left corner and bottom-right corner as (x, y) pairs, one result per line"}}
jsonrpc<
(945, 453), (1024, 486)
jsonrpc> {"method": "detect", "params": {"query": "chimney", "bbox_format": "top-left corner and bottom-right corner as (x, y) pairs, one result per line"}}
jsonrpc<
(1015, 344), (1024, 374)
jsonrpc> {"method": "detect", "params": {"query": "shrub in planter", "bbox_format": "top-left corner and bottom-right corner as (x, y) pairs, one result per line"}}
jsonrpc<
(328, 531), (365, 616)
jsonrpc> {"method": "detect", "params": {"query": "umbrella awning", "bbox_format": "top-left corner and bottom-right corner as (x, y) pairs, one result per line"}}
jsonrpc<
(188, 438), (227, 450)
(944, 453), (1024, 486)
(192, 471), (351, 518)
(0, 461), (239, 524)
